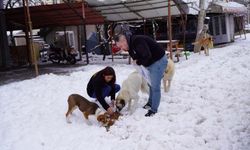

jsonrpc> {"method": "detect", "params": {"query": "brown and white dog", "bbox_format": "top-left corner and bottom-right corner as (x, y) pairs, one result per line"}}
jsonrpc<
(192, 34), (213, 56)
(97, 111), (121, 131)
(65, 94), (104, 124)
(163, 58), (175, 92)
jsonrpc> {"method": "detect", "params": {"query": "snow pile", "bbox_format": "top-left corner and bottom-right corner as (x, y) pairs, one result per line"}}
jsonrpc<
(0, 35), (250, 150)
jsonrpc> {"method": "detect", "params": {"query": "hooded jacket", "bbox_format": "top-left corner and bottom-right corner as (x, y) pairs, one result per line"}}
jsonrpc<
(87, 67), (116, 110)
(127, 35), (165, 67)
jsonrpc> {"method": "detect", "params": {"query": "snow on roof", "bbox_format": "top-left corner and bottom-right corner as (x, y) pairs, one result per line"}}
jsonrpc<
(214, 1), (246, 8)
(209, 1), (247, 14)
(183, 0), (213, 15)
(183, 0), (247, 15)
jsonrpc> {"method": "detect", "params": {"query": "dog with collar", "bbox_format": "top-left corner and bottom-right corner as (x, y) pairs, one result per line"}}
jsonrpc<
(116, 58), (175, 113)
(115, 71), (149, 114)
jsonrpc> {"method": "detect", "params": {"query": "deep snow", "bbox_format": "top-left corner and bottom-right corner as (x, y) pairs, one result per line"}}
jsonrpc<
(0, 35), (250, 150)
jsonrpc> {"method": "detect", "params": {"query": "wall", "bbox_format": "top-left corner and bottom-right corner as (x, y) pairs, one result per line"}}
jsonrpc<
(208, 14), (234, 44)
(86, 25), (96, 39)
(0, 1), (11, 68)
(46, 26), (78, 51)
(228, 14), (235, 42)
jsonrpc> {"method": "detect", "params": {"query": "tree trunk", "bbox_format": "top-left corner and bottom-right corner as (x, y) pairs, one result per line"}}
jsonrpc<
(194, 0), (206, 53)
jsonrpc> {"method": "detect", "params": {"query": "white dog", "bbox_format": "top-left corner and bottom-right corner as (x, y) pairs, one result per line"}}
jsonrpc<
(163, 58), (175, 92)
(116, 58), (175, 113)
(116, 71), (149, 114)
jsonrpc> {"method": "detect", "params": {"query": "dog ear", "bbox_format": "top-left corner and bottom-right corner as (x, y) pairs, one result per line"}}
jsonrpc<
(117, 99), (126, 106)
(97, 115), (106, 123)
(97, 115), (102, 121)
(116, 99), (126, 111)
(120, 99), (126, 107)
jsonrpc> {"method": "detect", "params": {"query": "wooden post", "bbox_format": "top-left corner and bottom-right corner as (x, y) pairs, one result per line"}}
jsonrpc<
(23, 0), (31, 65)
(182, 14), (188, 60)
(168, 0), (173, 60)
(23, 0), (39, 76)
(143, 18), (146, 35)
(77, 25), (82, 61)
(82, 1), (88, 64)
(111, 43), (114, 62)
(83, 24), (89, 64)
(108, 23), (114, 62)
(152, 19), (156, 40)
(63, 26), (68, 55)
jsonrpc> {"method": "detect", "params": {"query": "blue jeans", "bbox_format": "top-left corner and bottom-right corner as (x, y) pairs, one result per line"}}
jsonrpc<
(147, 56), (168, 113)
(91, 84), (120, 98)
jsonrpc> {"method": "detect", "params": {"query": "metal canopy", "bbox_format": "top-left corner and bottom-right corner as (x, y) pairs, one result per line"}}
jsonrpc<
(85, 0), (190, 21)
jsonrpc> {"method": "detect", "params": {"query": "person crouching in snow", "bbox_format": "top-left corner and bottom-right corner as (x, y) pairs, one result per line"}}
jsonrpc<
(87, 66), (120, 115)
(114, 24), (168, 117)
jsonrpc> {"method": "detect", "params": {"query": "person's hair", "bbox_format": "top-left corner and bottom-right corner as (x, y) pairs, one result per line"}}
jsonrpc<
(101, 66), (116, 84)
(114, 34), (127, 43)
(113, 23), (132, 42)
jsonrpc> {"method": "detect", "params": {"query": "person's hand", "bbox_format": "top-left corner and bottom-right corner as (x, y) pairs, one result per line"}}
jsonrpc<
(132, 60), (137, 65)
(107, 107), (114, 115)
(111, 100), (115, 107)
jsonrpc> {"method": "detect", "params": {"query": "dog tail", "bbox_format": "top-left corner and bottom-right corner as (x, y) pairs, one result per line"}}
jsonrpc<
(208, 39), (214, 48)
(141, 77), (150, 94)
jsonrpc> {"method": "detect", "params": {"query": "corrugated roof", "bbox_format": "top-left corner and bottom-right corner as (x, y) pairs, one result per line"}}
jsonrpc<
(85, 0), (190, 21)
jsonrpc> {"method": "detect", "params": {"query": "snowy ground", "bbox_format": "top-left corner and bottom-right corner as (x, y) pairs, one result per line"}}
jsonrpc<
(1, 35), (250, 150)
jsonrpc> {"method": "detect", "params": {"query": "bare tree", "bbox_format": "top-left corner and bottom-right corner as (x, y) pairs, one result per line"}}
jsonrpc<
(194, 0), (206, 53)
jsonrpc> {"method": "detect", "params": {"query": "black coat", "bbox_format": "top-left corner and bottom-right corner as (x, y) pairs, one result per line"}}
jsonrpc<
(128, 35), (165, 67)
(87, 70), (116, 110)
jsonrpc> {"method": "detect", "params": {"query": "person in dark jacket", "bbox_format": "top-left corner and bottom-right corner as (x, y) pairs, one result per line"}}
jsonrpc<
(114, 24), (168, 117)
(87, 66), (120, 115)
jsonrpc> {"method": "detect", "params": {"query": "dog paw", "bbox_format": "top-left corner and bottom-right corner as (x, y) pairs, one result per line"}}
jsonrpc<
(129, 111), (134, 115)
(86, 120), (93, 126)
(164, 88), (170, 93)
(66, 118), (72, 124)
(122, 111), (130, 116)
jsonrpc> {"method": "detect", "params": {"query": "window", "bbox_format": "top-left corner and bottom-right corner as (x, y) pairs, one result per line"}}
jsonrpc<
(214, 16), (220, 35)
(209, 17), (214, 35)
(221, 15), (226, 34)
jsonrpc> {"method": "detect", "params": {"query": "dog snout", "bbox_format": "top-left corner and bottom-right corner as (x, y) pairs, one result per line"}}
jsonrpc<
(116, 100), (126, 112)
(117, 106), (123, 112)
